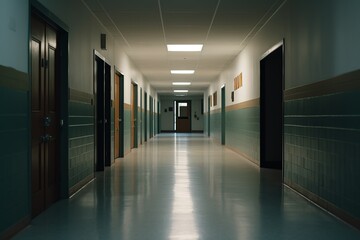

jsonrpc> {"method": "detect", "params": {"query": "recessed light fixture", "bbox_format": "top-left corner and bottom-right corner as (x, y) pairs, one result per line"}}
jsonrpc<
(171, 70), (195, 74)
(167, 44), (203, 52)
(175, 94), (186, 97)
(174, 90), (189, 93)
(172, 82), (191, 86)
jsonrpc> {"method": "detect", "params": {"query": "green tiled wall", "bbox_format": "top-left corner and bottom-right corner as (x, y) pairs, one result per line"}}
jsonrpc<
(210, 111), (221, 143)
(226, 107), (260, 164)
(0, 87), (29, 234)
(284, 90), (360, 218)
(124, 109), (131, 153)
(68, 101), (94, 188)
(204, 112), (209, 136)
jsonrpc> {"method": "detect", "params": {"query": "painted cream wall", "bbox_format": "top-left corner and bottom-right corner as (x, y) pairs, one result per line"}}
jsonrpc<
(207, 0), (360, 109)
(160, 99), (175, 131)
(0, 0), (28, 72)
(38, 0), (158, 110)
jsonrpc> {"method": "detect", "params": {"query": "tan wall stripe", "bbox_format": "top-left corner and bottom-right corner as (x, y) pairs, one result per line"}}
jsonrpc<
(0, 65), (29, 91)
(69, 88), (93, 104)
(124, 103), (131, 110)
(226, 98), (260, 112)
(210, 98), (260, 114)
(285, 69), (360, 101)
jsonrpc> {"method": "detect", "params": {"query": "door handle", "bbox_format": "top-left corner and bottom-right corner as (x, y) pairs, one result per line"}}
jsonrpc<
(44, 116), (52, 127)
(40, 134), (53, 143)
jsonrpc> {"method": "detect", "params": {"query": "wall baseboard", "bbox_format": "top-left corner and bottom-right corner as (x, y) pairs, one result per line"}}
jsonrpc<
(284, 182), (360, 230)
(69, 174), (94, 197)
(0, 216), (30, 240)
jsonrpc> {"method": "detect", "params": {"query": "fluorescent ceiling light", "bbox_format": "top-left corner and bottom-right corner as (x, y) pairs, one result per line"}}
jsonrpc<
(172, 82), (191, 86)
(167, 44), (203, 52)
(175, 95), (186, 97)
(174, 90), (188, 93)
(171, 70), (195, 74)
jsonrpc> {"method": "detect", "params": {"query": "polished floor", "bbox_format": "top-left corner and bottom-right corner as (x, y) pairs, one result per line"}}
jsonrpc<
(15, 134), (360, 240)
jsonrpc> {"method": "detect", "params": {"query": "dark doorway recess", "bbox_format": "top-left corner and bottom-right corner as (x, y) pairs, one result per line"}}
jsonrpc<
(94, 51), (111, 171)
(260, 42), (284, 170)
(221, 86), (226, 145)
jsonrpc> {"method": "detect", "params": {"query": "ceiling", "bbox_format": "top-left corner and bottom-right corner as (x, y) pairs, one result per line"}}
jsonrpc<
(82, 0), (282, 96)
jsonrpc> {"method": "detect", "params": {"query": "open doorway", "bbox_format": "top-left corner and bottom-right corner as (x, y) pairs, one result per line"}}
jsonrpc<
(94, 51), (111, 171)
(260, 42), (284, 170)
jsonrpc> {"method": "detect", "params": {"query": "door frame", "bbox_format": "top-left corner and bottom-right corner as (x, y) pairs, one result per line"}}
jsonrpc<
(93, 50), (112, 171)
(104, 63), (111, 166)
(131, 82), (138, 148)
(221, 85), (226, 145)
(114, 69), (124, 157)
(140, 87), (143, 144)
(260, 40), (285, 171)
(30, 3), (69, 203)
(149, 96), (153, 138)
(157, 101), (160, 134)
(94, 51), (105, 171)
(144, 91), (148, 141)
(208, 96), (211, 137)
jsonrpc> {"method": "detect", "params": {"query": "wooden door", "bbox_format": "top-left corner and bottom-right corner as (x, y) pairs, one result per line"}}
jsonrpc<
(176, 101), (191, 132)
(114, 72), (124, 158)
(31, 15), (59, 217)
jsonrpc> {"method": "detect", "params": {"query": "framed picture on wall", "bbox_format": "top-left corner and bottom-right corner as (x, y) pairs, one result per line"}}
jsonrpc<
(213, 91), (217, 106)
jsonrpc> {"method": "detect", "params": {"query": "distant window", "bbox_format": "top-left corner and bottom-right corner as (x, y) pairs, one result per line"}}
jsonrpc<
(178, 102), (188, 118)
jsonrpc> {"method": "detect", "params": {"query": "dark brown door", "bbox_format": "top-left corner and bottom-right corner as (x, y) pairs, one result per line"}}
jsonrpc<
(176, 101), (191, 132)
(31, 15), (59, 217)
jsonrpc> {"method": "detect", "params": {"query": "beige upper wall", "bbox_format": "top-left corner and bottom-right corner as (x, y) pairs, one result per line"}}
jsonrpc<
(207, 0), (360, 111)
(0, 0), (28, 72)
(38, 0), (158, 111)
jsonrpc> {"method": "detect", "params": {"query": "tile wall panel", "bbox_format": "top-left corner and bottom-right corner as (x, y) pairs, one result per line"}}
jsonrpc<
(284, 90), (360, 218)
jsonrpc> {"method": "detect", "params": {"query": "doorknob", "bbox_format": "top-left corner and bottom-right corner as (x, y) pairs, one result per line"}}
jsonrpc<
(40, 134), (53, 143)
(44, 116), (52, 127)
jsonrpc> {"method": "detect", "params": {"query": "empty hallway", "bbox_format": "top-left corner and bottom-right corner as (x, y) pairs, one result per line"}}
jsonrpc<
(14, 134), (360, 240)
